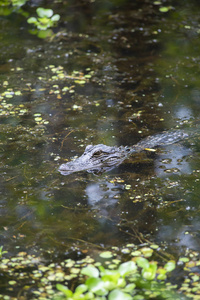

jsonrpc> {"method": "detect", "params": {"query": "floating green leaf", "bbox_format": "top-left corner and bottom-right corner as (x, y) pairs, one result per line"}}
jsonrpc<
(51, 14), (60, 22)
(81, 265), (99, 278)
(56, 284), (73, 297)
(86, 277), (108, 296)
(118, 261), (137, 277)
(27, 17), (37, 24)
(157, 268), (167, 280)
(141, 247), (153, 258)
(36, 7), (53, 18)
(122, 283), (136, 292)
(100, 251), (113, 259)
(159, 6), (169, 12)
(136, 257), (149, 269)
(74, 284), (88, 295)
(164, 260), (176, 272)
(141, 263), (157, 280)
(108, 289), (132, 300)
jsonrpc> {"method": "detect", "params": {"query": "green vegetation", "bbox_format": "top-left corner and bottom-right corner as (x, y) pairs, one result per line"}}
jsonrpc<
(28, 7), (60, 38)
(1, 244), (195, 299)
(0, 1), (60, 38)
(0, 0), (27, 7)
(28, 7), (60, 30)
(55, 257), (177, 300)
(0, 0), (28, 17)
(0, 246), (7, 259)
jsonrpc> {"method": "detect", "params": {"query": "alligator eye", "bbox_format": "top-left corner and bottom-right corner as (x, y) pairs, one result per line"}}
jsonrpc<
(92, 150), (104, 157)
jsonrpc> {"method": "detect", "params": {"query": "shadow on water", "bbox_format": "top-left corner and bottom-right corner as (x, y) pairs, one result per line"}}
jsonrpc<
(0, 0), (199, 272)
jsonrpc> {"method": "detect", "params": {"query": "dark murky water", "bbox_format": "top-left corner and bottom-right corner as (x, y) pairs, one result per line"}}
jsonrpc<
(0, 0), (200, 275)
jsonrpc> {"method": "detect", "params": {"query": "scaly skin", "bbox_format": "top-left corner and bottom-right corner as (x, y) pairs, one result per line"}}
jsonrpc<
(59, 130), (189, 175)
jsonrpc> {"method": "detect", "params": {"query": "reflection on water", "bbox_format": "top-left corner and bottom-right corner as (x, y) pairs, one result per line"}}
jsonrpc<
(86, 181), (122, 206)
(157, 221), (200, 252)
(154, 144), (192, 177)
(173, 105), (193, 121)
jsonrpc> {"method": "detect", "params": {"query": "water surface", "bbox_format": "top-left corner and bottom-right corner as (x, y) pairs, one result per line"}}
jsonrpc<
(0, 0), (200, 295)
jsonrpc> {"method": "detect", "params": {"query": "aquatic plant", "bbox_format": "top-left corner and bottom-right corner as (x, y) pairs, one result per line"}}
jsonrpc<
(0, 0), (28, 16)
(0, 246), (7, 259)
(55, 255), (178, 299)
(27, 7), (60, 38)
(0, 0), (27, 7)
(0, 2), (60, 38)
(27, 7), (60, 30)
(0, 245), (198, 299)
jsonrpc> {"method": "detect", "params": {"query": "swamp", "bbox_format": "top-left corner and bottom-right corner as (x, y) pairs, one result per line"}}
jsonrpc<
(0, 0), (200, 299)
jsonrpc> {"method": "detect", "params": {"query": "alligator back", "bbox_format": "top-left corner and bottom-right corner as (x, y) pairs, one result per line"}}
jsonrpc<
(130, 130), (189, 153)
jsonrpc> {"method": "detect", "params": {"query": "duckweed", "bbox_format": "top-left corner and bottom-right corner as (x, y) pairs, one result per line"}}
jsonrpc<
(99, 251), (114, 259)
(0, 244), (199, 299)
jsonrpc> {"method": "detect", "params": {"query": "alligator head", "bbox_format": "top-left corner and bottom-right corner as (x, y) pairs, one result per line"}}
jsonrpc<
(58, 144), (129, 175)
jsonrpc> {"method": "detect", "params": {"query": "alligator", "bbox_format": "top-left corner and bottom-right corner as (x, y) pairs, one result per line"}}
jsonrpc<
(59, 130), (189, 175)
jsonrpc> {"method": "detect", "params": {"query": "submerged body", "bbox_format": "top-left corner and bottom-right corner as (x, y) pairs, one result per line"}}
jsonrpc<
(59, 130), (189, 175)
